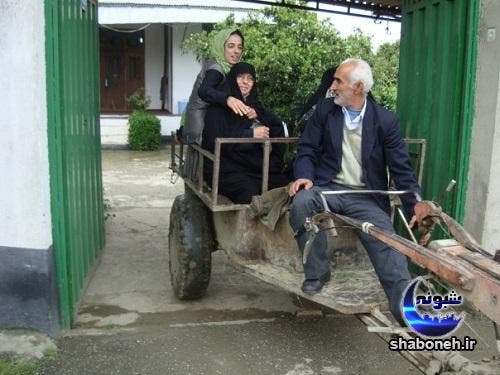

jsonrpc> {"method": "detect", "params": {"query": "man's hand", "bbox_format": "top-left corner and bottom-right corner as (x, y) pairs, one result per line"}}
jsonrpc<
(253, 126), (269, 139)
(288, 178), (313, 196)
(226, 96), (250, 116)
(409, 201), (441, 245)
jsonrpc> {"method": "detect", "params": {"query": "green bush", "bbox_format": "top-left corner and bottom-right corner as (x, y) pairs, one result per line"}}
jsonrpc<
(128, 111), (161, 151)
(126, 88), (151, 111)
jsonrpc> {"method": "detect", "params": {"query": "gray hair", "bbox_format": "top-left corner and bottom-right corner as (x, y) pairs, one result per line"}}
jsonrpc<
(340, 58), (374, 94)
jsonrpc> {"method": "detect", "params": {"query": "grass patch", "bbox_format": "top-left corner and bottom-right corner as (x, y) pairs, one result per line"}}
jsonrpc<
(0, 359), (38, 375)
(42, 347), (57, 359)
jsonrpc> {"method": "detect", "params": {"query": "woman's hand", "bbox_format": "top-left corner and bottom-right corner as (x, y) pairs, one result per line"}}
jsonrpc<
(245, 108), (258, 120)
(253, 126), (269, 139)
(227, 96), (250, 116)
(288, 178), (313, 196)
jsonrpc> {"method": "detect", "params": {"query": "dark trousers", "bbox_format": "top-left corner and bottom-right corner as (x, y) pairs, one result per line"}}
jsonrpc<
(220, 171), (289, 204)
(289, 182), (411, 324)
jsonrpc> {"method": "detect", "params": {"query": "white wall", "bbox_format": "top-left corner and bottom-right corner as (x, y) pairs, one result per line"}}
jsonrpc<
(100, 114), (180, 143)
(172, 23), (202, 114)
(464, 0), (500, 254)
(0, 1), (52, 249)
(145, 24), (165, 110)
(482, 82), (500, 251)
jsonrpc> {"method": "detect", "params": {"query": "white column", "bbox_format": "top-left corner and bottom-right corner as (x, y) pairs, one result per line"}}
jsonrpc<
(0, 0), (52, 249)
(464, 0), (500, 254)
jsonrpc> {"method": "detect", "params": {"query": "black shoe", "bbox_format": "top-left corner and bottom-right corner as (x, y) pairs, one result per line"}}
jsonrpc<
(301, 271), (331, 294)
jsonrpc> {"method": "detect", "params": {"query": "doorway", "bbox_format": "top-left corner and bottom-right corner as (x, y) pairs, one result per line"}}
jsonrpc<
(100, 28), (145, 112)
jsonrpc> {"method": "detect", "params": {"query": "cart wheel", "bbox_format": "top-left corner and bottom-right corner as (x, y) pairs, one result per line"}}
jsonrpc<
(168, 191), (215, 300)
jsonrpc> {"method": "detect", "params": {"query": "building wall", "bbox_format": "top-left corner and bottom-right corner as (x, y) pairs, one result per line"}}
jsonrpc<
(145, 24), (165, 110)
(101, 114), (186, 144)
(0, 0), (52, 249)
(100, 23), (201, 142)
(465, 0), (500, 254)
(0, 0), (59, 334)
(172, 23), (202, 114)
(144, 23), (200, 115)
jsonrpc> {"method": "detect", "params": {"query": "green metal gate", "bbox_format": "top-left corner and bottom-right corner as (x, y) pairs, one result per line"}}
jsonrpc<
(398, 0), (479, 222)
(45, 0), (104, 329)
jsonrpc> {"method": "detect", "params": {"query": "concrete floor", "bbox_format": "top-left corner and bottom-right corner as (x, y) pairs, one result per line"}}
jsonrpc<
(38, 147), (499, 375)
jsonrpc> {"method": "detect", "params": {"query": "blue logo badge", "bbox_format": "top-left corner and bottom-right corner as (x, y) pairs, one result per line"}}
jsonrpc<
(401, 277), (465, 338)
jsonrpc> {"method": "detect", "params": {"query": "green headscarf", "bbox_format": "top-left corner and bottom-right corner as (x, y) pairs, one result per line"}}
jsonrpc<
(210, 28), (240, 74)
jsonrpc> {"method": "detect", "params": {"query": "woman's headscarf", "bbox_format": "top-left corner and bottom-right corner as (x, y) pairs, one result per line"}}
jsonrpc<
(227, 62), (258, 104)
(226, 62), (280, 131)
(210, 29), (242, 74)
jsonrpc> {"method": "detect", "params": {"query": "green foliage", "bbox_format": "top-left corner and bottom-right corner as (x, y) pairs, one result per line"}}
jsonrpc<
(372, 41), (400, 111)
(128, 111), (161, 151)
(182, 6), (400, 128)
(126, 88), (151, 111)
(181, 14), (237, 61)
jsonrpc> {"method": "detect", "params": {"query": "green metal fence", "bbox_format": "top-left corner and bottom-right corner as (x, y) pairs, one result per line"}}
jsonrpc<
(45, 0), (104, 329)
(398, 0), (479, 222)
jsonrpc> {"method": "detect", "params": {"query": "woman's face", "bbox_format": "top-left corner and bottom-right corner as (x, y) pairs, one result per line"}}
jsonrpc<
(236, 73), (254, 97)
(224, 34), (244, 65)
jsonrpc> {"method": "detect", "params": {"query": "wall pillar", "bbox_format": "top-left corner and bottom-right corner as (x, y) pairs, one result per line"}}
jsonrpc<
(464, 0), (500, 254)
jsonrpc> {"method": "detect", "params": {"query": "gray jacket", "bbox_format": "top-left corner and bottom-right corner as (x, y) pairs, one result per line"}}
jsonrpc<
(182, 60), (224, 144)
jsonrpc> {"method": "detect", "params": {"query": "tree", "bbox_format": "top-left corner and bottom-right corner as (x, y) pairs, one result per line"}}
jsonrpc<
(372, 41), (400, 111)
(183, 6), (398, 127)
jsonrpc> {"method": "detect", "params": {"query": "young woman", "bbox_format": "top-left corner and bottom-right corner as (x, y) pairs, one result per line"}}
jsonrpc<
(202, 62), (289, 204)
(182, 29), (250, 145)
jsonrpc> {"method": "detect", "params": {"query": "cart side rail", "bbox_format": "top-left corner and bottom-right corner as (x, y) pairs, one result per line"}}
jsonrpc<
(170, 134), (426, 212)
(170, 133), (299, 212)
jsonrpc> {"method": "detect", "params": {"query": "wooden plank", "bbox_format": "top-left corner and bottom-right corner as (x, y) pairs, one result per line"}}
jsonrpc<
(231, 259), (388, 315)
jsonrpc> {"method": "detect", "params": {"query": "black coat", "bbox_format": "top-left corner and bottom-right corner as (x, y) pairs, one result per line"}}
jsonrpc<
(198, 69), (230, 106)
(202, 69), (286, 182)
(203, 104), (285, 176)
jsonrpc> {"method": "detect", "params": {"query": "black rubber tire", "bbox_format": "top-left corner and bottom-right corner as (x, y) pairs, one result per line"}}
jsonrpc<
(168, 191), (215, 300)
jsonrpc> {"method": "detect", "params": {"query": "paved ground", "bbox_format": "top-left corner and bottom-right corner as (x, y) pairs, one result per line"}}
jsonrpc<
(19, 148), (500, 374)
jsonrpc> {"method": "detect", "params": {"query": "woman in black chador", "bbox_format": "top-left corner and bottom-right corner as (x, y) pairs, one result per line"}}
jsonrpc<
(202, 62), (289, 204)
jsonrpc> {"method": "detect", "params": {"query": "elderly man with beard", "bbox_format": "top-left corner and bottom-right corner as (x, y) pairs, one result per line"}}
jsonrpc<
(288, 58), (424, 325)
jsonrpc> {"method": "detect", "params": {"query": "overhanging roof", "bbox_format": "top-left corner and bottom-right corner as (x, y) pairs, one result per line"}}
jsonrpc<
(234, 1), (402, 21)
(98, 0), (402, 25)
(98, 1), (265, 24)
